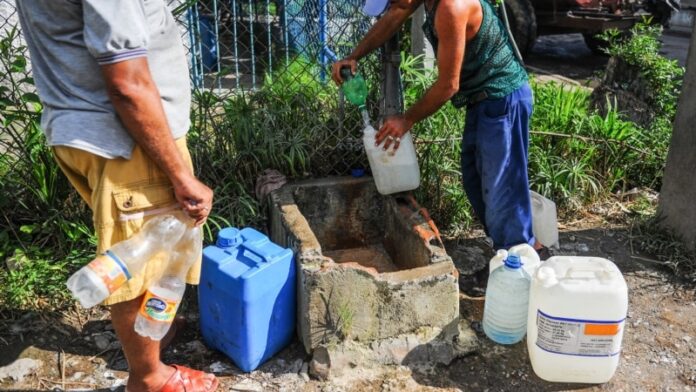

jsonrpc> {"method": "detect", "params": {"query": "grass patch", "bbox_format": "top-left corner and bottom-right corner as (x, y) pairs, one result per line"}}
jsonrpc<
(0, 27), (94, 310)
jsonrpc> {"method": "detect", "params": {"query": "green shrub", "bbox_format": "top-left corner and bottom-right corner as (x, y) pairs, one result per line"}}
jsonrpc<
(530, 80), (673, 207)
(600, 22), (684, 121)
(400, 54), (471, 232)
(0, 27), (94, 309)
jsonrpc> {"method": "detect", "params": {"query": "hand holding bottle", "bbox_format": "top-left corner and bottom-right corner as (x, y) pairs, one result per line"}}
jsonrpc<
(331, 58), (358, 85)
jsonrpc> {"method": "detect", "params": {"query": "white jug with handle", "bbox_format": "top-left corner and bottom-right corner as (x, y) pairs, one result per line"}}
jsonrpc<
(527, 256), (628, 383)
(363, 124), (420, 195)
(530, 191), (559, 249)
(489, 243), (541, 276)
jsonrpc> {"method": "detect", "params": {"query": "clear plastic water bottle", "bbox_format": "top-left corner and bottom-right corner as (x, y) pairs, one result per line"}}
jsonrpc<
(134, 226), (202, 340)
(482, 252), (531, 344)
(66, 214), (187, 308)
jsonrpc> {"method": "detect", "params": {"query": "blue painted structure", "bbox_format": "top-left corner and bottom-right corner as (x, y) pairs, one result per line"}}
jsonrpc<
(183, 0), (369, 89)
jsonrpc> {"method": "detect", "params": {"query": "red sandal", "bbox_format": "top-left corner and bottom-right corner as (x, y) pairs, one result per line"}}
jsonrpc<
(159, 365), (219, 392)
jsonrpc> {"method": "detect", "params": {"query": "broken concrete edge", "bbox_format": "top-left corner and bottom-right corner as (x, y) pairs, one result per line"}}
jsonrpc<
(309, 319), (480, 380)
(269, 176), (453, 272)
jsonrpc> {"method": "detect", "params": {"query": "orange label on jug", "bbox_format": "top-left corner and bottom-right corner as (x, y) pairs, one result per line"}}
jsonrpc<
(584, 323), (620, 336)
(139, 290), (179, 323)
(87, 255), (128, 293)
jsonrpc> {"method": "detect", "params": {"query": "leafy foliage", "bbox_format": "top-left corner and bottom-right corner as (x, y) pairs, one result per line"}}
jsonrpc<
(400, 54), (471, 232)
(600, 22), (684, 121)
(0, 27), (94, 309)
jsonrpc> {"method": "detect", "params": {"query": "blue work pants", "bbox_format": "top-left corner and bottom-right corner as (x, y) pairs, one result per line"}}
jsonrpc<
(461, 83), (535, 250)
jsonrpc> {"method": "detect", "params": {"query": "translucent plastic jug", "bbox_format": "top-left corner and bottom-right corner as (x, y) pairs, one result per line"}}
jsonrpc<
(363, 124), (420, 195)
(489, 243), (540, 277)
(527, 256), (628, 383)
(482, 253), (531, 344)
(530, 191), (559, 249)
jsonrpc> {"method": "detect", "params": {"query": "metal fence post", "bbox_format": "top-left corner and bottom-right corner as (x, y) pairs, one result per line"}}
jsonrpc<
(410, 4), (435, 70)
(380, 34), (403, 121)
(319, 0), (328, 81)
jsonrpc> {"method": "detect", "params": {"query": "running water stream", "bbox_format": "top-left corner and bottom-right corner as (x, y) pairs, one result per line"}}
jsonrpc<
(361, 109), (371, 128)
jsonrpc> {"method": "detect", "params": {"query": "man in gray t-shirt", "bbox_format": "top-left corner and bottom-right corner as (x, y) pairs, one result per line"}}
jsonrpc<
(18, 1), (217, 390)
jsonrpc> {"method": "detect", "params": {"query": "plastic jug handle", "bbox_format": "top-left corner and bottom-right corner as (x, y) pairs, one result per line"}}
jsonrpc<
(241, 241), (273, 263)
(565, 268), (597, 279)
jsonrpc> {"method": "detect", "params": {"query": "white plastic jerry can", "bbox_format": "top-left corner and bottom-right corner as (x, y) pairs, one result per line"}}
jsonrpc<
(530, 191), (559, 249)
(362, 125), (420, 195)
(489, 243), (541, 276)
(527, 256), (628, 384)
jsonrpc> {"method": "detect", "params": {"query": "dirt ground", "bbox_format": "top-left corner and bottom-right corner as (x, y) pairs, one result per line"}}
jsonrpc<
(1, 210), (694, 392)
(1, 33), (695, 392)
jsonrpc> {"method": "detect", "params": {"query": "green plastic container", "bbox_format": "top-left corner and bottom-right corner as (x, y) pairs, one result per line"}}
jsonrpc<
(340, 67), (368, 109)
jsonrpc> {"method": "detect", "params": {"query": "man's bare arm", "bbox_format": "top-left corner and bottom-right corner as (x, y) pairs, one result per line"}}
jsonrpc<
(403, 0), (468, 124)
(332, 1), (421, 83)
(100, 58), (213, 225)
(376, 0), (469, 148)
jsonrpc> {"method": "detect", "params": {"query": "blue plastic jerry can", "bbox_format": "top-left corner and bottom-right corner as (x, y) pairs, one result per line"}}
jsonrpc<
(199, 227), (296, 372)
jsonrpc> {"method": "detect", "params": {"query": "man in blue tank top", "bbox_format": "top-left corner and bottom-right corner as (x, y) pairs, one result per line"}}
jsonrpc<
(332, 0), (546, 256)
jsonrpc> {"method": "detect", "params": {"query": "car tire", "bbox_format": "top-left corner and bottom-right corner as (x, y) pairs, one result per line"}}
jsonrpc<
(502, 0), (537, 57)
(583, 33), (609, 56)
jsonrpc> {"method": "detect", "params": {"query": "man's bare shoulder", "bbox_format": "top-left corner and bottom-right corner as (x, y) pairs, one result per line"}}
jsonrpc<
(436, 0), (480, 19)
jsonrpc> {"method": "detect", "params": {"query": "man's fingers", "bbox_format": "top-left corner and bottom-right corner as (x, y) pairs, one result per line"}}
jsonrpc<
(383, 135), (394, 150)
(331, 65), (341, 84)
(375, 123), (391, 146)
(390, 137), (401, 154)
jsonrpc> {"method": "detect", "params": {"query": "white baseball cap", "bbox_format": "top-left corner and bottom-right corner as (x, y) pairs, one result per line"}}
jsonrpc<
(363, 0), (389, 16)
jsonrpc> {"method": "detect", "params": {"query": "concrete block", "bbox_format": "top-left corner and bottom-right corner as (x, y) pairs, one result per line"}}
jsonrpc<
(270, 177), (467, 363)
(315, 320), (479, 378)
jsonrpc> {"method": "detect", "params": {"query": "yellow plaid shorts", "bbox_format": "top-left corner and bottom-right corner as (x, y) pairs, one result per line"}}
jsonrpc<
(53, 137), (201, 305)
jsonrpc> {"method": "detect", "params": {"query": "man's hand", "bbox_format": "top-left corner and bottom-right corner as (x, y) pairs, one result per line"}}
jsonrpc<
(375, 115), (413, 151)
(101, 58), (214, 226)
(172, 172), (214, 226)
(331, 58), (357, 86)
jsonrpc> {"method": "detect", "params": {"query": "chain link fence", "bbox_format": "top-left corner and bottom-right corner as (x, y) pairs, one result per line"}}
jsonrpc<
(174, 0), (388, 179)
(0, 0), (390, 177)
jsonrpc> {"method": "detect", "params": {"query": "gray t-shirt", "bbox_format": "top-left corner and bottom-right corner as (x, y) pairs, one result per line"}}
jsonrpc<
(17, 0), (191, 159)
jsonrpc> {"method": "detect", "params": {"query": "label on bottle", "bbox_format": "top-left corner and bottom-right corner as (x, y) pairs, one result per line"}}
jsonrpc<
(139, 290), (179, 323)
(86, 253), (130, 294)
(535, 310), (624, 357)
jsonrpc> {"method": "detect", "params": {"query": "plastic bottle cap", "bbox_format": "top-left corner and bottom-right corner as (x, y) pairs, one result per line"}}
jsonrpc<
(339, 67), (353, 81)
(504, 253), (522, 269)
(351, 168), (365, 177)
(217, 228), (241, 248)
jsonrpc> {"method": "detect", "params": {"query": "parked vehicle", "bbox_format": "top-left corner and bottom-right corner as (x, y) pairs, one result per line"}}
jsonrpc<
(502, 0), (680, 55)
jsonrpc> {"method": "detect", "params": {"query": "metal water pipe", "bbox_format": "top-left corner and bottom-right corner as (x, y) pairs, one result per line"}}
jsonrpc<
(379, 34), (403, 121)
